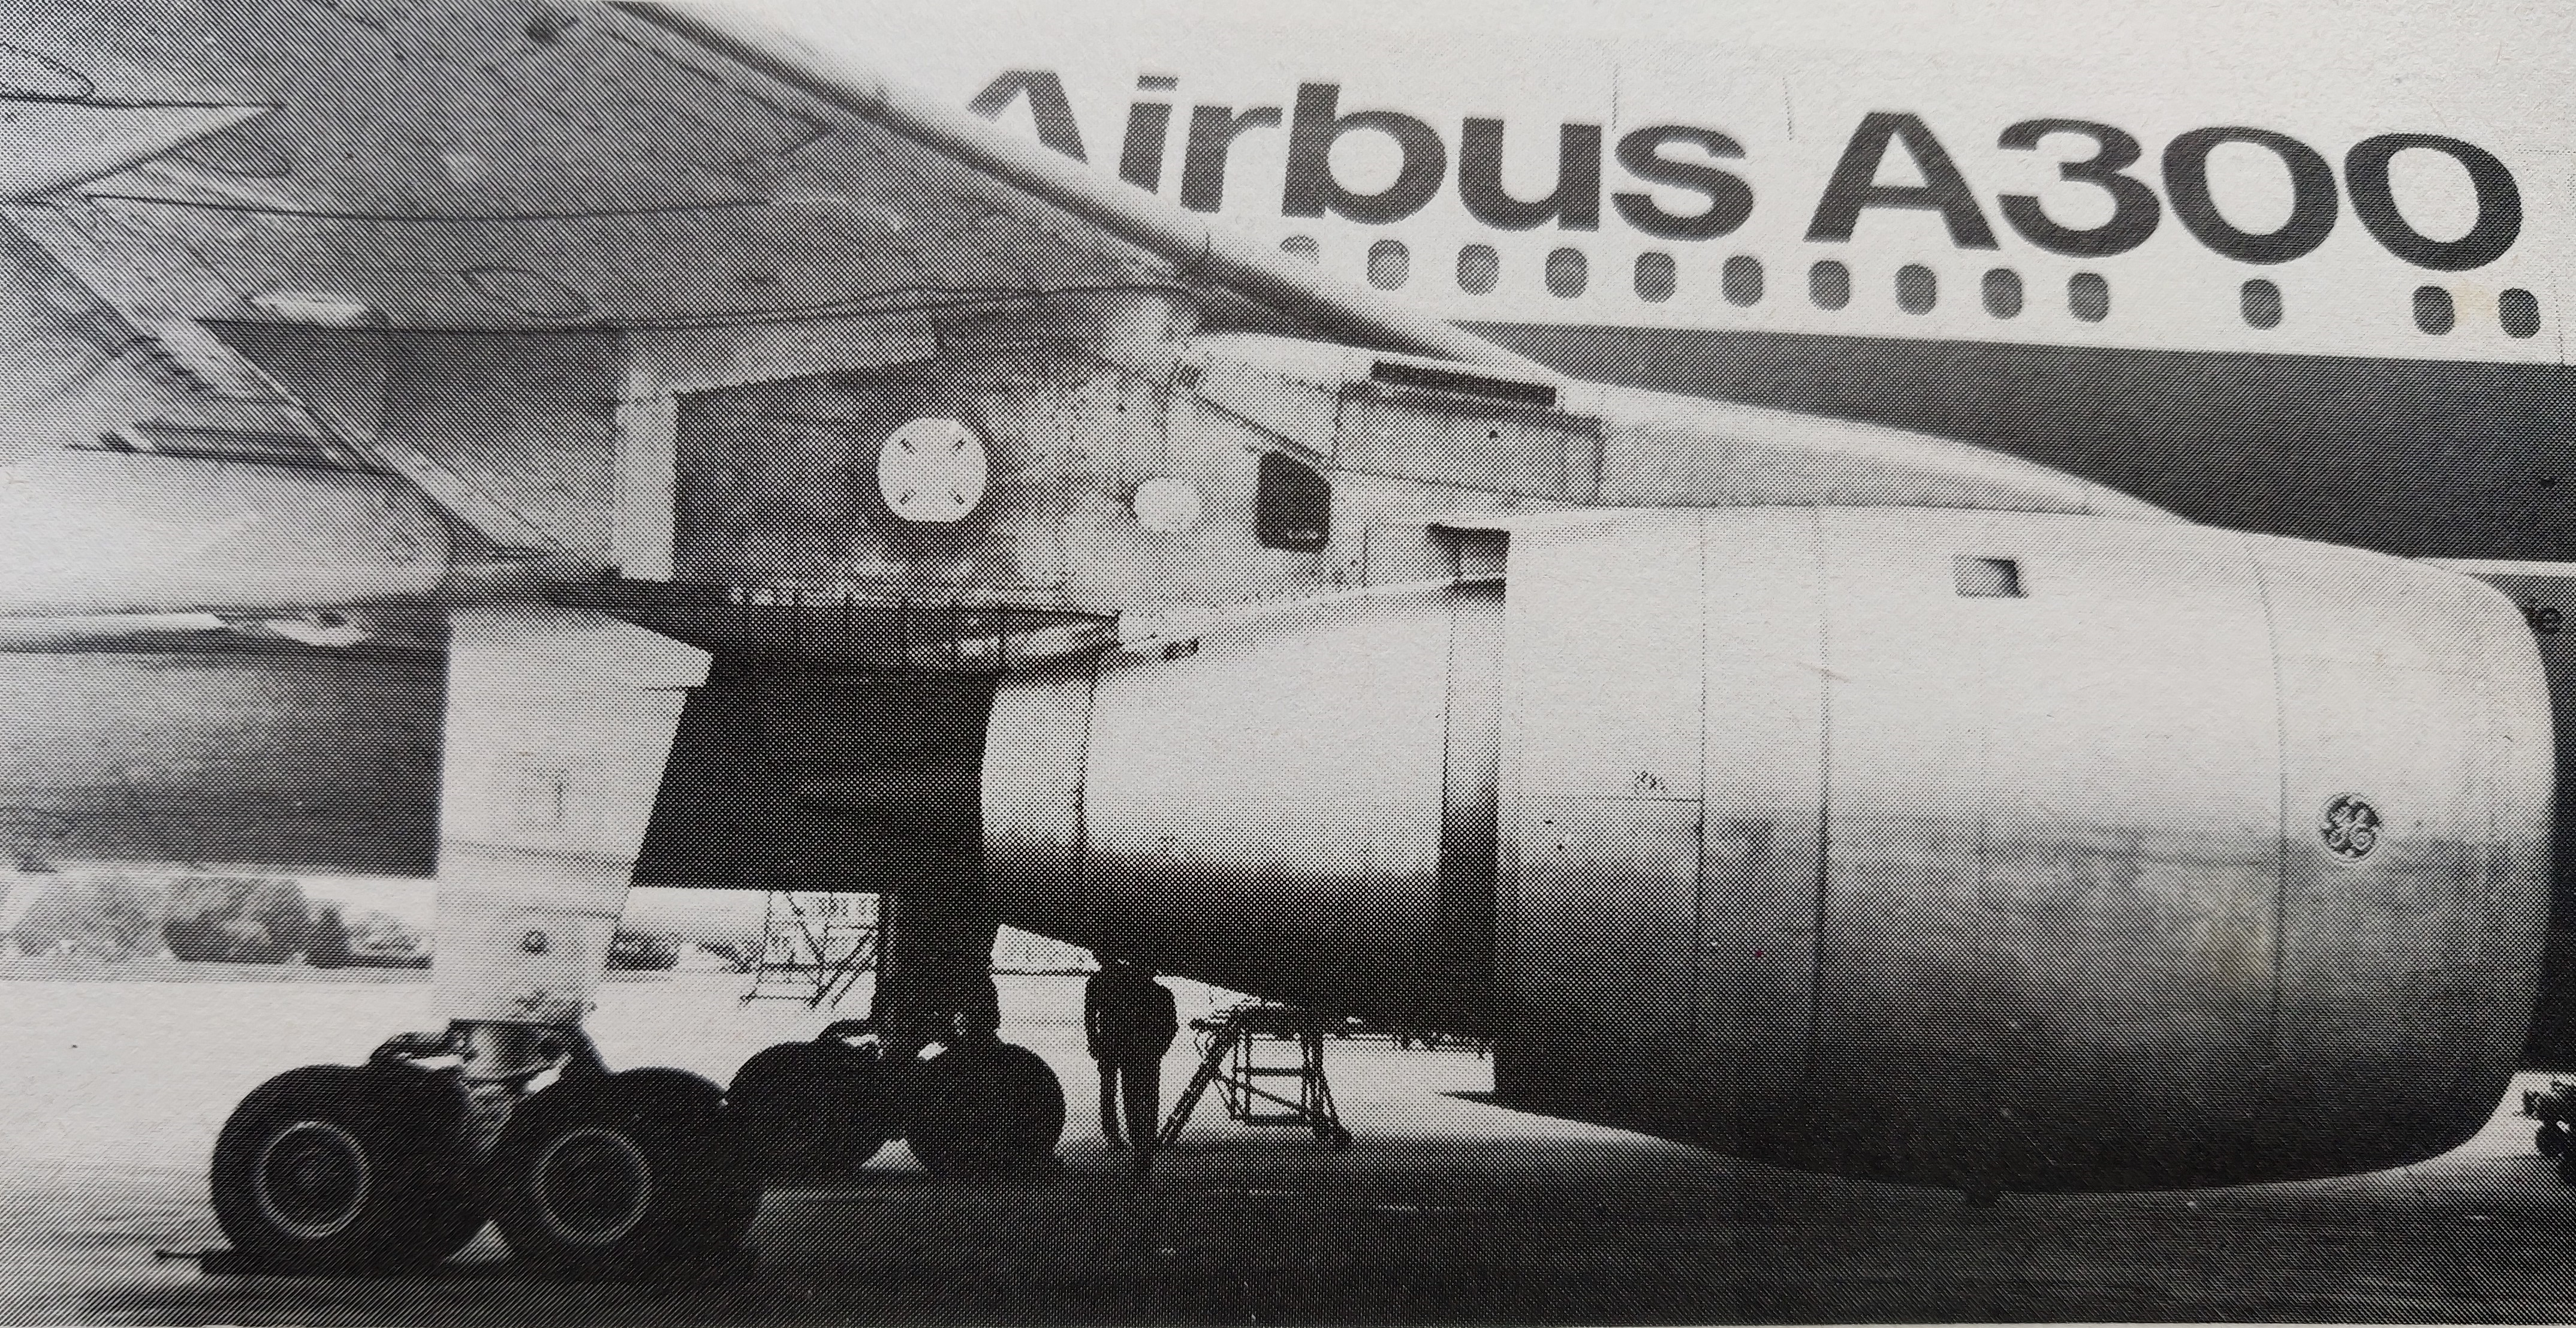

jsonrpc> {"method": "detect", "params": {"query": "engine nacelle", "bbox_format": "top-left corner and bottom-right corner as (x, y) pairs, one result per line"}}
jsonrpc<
(984, 508), (2551, 1191)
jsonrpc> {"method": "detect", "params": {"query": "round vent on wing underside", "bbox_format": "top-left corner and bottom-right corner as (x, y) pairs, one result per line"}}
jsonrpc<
(462, 267), (595, 321)
(878, 419), (989, 524)
(0, 45), (92, 101)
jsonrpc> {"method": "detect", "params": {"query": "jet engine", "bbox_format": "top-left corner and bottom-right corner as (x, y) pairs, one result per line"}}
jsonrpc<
(984, 506), (2551, 1192)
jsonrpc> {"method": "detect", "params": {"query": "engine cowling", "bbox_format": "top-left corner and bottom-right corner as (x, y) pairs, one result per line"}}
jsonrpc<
(984, 507), (2551, 1191)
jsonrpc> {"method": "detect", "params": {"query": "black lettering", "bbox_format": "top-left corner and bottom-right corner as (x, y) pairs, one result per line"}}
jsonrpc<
(1119, 102), (1174, 191)
(1806, 112), (1996, 248)
(1459, 119), (1601, 230)
(1996, 119), (2159, 257)
(2346, 133), (2521, 271)
(1611, 126), (1754, 240)
(968, 70), (1087, 162)
(1282, 83), (1447, 225)
(2162, 127), (2335, 264)
(1177, 105), (1283, 212)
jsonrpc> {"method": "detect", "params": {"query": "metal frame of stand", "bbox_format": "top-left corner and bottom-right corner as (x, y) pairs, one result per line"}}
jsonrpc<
(1159, 1001), (1352, 1150)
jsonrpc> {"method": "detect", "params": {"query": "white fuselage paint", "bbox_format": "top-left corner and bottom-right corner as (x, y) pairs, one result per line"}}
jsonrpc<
(731, 0), (2570, 367)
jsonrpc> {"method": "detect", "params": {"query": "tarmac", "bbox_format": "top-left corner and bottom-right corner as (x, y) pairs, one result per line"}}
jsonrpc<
(5, 970), (2576, 1324)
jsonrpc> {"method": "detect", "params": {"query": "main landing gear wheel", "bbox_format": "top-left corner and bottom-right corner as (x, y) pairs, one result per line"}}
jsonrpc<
(729, 1034), (890, 1179)
(903, 1042), (1064, 1179)
(487, 1068), (761, 1278)
(2541, 1122), (2569, 1160)
(210, 1062), (483, 1274)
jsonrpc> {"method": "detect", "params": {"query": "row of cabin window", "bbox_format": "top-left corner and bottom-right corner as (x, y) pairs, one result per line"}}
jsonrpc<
(1281, 235), (2545, 338)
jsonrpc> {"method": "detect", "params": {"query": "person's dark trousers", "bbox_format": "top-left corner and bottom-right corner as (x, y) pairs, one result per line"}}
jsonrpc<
(1099, 1058), (1162, 1169)
(1095, 1058), (1125, 1146)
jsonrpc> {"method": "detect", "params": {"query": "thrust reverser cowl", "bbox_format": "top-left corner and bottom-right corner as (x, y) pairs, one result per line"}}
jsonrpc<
(983, 507), (2551, 1193)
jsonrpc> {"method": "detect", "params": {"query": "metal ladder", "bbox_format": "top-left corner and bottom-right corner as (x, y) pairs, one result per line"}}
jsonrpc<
(1159, 1001), (1352, 1150)
(741, 892), (878, 1009)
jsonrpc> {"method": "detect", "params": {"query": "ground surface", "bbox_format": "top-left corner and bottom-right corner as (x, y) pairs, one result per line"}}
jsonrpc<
(4, 971), (2575, 1324)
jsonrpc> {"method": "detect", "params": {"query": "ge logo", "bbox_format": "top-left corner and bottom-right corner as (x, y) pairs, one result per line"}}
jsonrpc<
(2319, 794), (2382, 862)
(2524, 603), (2563, 635)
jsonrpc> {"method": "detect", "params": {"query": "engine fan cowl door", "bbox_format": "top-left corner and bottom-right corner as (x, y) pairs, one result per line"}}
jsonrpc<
(1496, 508), (2551, 1191)
(1798, 510), (2291, 1189)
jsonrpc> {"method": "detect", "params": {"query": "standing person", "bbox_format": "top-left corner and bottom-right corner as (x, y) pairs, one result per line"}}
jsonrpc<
(1085, 956), (1179, 1174)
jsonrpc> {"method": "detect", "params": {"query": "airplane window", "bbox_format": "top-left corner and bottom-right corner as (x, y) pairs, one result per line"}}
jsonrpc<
(1722, 255), (1763, 306)
(2503, 288), (2542, 339)
(1368, 240), (1410, 290)
(2241, 279), (2283, 330)
(2414, 285), (2454, 335)
(1896, 264), (1936, 315)
(2069, 272), (2110, 323)
(1982, 268), (2022, 318)
(1634, 252), (1676, 303)
(1458, 244), (1499, 294)
(1257, 451), (1331, 552)
(1810, 260), (1851, 310)
(1281, 234), (1318, 264)
(1547, 248), (1588, 298)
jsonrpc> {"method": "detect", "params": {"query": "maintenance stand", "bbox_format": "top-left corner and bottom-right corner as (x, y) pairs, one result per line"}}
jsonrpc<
(742, 891), (878, 1009)
(1160, 1001), (1354, 1151)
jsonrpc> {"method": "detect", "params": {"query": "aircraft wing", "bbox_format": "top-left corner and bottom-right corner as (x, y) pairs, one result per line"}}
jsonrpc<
(0, 0), (1534, 564)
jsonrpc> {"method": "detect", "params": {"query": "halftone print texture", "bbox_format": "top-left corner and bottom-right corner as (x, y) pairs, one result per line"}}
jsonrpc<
(0, 0), (2572, 1321)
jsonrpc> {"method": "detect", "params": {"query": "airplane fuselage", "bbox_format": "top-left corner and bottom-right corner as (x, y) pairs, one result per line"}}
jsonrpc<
(825, 0), (2573, 564)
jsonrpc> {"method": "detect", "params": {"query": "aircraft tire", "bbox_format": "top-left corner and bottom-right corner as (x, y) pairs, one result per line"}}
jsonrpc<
(488, 1068), (761, 1278)
(903, 1042), (1064, 1179)
(728, 1039), (890, 1178)
(209, 1062), (483, 1273)
(2541, 1122), (2568, 1159)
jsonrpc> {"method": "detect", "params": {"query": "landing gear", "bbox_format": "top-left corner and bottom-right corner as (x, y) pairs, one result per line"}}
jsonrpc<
(209, 1062), (484, 1274)
(203, 604), (750, 1278)
(863, 890), (1065, 1178)
(2523, 1083), (2576, 1183)
(729, 1021), (891, 1179)
(903, 1041), (1065, 1178)
(212, 1026), (762, 1281)
(486, 1068), (761, 1278)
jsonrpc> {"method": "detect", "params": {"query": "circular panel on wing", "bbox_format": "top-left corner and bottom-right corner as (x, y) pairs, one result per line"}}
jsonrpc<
(878, 418), (989, 524)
